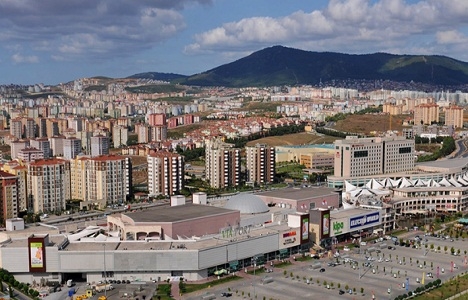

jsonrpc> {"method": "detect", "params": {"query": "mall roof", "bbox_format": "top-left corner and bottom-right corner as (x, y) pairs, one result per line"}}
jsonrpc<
(125, 203), (238, 223)
(330, 208), (377, 219)
(257, 186), (337, 201)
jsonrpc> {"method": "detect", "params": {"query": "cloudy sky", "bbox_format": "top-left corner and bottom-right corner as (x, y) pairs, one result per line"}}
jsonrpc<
(1, 0), (468, 85)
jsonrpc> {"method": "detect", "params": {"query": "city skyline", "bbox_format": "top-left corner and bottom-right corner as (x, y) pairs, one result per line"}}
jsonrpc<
(1, 0), (468, 85)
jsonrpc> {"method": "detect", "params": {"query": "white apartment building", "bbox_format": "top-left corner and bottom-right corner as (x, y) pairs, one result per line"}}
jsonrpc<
(90, 135), (109, 157)
(246, 144), (275, 185)
(63, 137), (82, 160)
(334, 136), (415, 178)
(147, 152), (184, 196)
(27, 158), (70, 213)
(205, 139), (241, 189)
(112, 125), (128, 148)
(30, 138), (51, 158)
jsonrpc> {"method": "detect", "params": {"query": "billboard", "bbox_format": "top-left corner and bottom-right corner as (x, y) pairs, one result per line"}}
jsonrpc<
(349, 211), (381, 230)
(320, 210), (330, 239)
(301, 216), (309, 243)
(28, 236), (47, 273)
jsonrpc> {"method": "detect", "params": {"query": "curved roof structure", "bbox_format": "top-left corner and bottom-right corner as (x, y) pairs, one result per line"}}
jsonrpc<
(224, 193), (269, 214)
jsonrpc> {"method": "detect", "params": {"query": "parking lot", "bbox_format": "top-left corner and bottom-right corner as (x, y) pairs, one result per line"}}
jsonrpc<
(184, 231), (467, 300)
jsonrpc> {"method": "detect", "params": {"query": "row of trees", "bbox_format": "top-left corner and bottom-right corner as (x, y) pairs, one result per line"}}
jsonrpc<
(393, 279), (441, 300)
(417, 136), (455, 162)
(0, 268), (41, 299)
(315, 126), (364, 138)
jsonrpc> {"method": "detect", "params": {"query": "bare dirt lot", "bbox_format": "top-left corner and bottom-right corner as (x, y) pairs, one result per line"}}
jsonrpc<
(333, 114), (409, 136)
(246, 132), (341, 147)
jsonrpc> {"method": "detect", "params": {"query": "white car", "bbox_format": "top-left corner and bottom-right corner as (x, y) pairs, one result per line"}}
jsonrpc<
(360, 241), (367, 246)
(343, 246), (350, 251)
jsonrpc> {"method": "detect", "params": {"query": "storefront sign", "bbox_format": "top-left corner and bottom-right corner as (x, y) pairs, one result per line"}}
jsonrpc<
(221, 225), (252, 238)
(350, 212), (380, 229)
(333, 221), (344, 235)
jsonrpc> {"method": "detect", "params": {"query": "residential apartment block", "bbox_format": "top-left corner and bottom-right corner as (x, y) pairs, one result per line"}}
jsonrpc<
(414, 103), (439, 125)
(70, 155), (132, 208)
(205, 139), (241, 189)
(147, 152), (184, 197)
(0, 171), (19, 222)
(444, 105), (464, 128)
(334, 136), (415, 178)
(27, 158), (70, 213)
(246, 144), (275, 185)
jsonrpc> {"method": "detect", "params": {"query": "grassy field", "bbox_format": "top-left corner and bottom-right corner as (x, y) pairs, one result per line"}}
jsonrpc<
(245, 132), (341, 147)
(167, 123), (204, 138)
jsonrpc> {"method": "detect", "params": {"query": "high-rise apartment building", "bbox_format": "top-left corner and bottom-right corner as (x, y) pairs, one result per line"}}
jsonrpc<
(147, 152), (184, 197)
(1, 161), (27, 213)
(63, 137), (82, 160)
(414, 103), (439, 125)
(205, 139), (241, 188)
(27, 158), (70, 213)
(70, 155), (131, 207)
(0, 171), (19, 222)
(112, 125), (128, 148)
(444, 105), (464, 128)
(10, 118), (22, 139)
(334, 136), (415, 178)
(246, 144), (275, 185)
(148, 113), (166, 126)
(135, 123), (151, 144)
(30, 138), (51, 158)
(22, 118), (36, 139)
(150, 125), (167, 142)
(90, 135), (109, 157)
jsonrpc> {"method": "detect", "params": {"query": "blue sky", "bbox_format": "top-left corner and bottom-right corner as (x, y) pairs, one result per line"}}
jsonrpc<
(1, 0), (468, 85)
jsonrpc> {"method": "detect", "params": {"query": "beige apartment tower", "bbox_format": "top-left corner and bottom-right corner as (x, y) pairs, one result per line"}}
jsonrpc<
(205, 139), (241, 189)
(334, 136), (415, 178)
(147, 152), (184, 197)
(444, 105), (464, 128)
(414, 103), (439, 125)
(246, 144), (275, 185)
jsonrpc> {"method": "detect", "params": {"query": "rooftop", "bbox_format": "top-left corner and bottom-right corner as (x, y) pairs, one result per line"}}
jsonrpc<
(257, 186), (338, 201)
(125, 203), (238, 223)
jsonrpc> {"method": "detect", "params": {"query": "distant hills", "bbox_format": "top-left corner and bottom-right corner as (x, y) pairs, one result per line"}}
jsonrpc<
(129, 45), (468, 87)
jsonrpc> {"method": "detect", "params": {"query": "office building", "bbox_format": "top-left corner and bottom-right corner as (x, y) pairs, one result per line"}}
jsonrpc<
(334, 135), (415, 178)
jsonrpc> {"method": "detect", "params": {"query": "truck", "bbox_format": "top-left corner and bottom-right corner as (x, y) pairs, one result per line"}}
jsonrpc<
(67, 279), (74, 287)
(94, 284), (114, 293)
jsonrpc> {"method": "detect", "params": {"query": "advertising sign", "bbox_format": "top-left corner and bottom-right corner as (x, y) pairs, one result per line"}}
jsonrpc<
(30, 242), (44, 268)
(320, 210), (330, 239)
(301, 217), (309, 241)
(349, 211), (381, 230)
(28, 236), (47, 273)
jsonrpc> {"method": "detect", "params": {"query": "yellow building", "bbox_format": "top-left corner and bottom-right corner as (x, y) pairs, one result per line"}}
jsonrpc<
(413, 103), (439, 125)
(444, 105), (464, 128)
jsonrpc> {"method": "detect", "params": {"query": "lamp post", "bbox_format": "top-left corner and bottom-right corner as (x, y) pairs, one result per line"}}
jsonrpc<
(251, 257), (257, 298)
(103, 243), (107, 298)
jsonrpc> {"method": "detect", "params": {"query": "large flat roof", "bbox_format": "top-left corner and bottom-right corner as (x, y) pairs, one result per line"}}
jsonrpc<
(256, 186), (337, 201)
(125, 203), (238, 223)
(330, 208), (376, 219)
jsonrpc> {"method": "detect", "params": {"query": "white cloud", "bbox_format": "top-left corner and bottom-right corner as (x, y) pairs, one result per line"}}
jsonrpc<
(11, 53), (39, 63)
(185, 0), (468, 62)
(436, 30), (468, 45)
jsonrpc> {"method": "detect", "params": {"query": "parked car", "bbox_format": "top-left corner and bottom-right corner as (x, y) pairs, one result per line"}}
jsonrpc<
(339, 289), (345, 295)
(319, 268), (326, 273)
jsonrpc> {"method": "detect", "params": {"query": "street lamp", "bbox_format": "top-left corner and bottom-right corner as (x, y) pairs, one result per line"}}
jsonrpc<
(103, 243), (107, 298)
(251, 257), (257, 298)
